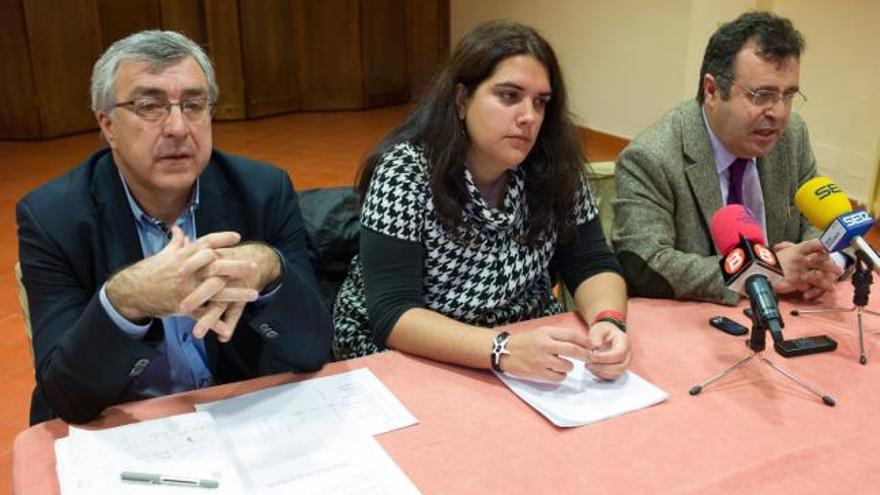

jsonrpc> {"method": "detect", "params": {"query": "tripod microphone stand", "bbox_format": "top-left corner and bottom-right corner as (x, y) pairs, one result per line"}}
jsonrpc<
(689, 306), (836, 406)
(790, 252), (878, 365)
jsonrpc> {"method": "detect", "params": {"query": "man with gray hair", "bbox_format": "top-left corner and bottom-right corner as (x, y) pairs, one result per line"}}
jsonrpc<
(17, 30), (332, 425)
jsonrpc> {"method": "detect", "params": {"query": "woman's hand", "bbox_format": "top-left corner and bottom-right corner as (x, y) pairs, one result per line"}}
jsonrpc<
(584, 321), (632, 380)
(499, 325), (590, 382)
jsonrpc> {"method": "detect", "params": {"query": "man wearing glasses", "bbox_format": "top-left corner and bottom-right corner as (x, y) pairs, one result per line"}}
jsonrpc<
(17, 30), (332, 425)
(612, 11), (843, 305)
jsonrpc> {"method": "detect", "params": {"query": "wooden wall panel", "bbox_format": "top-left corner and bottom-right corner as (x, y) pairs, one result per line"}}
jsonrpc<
(96, 0), (161, 48)
(0, 0), (41, 139)
(239, 0), (301, 117)
(0, 0), (448, 138)
(21, 0), (102, 138)
(159, 0), (206, 45)
(294, 0), (363, 110)
(406, 0), (449, 101)
(204, 0), (245, 120)
(361, 0), (409, 107)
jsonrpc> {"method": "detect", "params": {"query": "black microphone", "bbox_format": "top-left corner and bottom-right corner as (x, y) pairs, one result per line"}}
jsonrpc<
(743, 271), (784, 348)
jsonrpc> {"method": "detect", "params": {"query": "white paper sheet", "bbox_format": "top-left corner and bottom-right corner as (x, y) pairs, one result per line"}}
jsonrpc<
(496, 359), (669, 427)
(56, 412), (247, 494)
(229, 428), (421, 495)
(196, 368), (418, 437)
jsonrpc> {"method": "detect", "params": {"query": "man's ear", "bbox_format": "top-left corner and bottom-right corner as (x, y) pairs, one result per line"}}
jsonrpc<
(96, 111), (116, 148)
(454, 83), (468, 120)
(702, 74), (718, 106)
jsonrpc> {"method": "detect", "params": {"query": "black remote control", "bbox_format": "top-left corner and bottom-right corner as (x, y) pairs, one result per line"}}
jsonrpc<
(774, 335), (837, 357)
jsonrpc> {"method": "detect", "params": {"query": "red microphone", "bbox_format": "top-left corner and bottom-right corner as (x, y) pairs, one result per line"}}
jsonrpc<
(710, 204), (764, 256)
(709, 205), (785, 345)
(710, 205), (784, 292)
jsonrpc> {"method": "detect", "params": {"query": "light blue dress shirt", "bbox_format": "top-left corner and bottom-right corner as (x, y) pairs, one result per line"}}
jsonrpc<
(98, 178), (214, 397)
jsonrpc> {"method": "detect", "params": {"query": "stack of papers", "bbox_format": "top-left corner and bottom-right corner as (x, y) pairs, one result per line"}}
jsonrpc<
(56, 413), (246, 494)
(496, 358), (669, 427)
(55, 369), (421, 494)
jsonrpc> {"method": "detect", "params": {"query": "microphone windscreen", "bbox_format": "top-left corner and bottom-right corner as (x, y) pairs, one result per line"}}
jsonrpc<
(795, 177), (852, 230)
(710, 204), (765, 255)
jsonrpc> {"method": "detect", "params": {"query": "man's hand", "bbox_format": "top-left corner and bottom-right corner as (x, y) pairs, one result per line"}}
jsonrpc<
(211, 243), (282, 293)
(584, 322), (632, 380)
(773, 240), (841, 300)
(182, 242), (283, 341)
(105, 227), (258, 332)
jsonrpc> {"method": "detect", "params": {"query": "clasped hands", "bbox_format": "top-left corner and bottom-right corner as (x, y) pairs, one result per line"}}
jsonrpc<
(499, 323), (632, 382)
(106, 226), (281, 342)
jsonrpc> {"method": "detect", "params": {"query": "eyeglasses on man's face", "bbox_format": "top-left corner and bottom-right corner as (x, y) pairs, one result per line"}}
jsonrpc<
(715, 74), (807, 109)
(113, 97), (215, 122)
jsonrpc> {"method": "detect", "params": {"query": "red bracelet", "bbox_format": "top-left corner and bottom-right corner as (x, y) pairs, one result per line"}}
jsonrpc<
(591, 310), (626, 326)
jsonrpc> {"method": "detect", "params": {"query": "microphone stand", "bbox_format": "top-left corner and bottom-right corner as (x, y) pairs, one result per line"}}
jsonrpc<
(790, 252), (879, 365)
(690, 307), (836, 406)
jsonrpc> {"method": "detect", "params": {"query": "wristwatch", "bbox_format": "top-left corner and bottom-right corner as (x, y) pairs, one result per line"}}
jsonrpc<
(490, 331), (511, 372)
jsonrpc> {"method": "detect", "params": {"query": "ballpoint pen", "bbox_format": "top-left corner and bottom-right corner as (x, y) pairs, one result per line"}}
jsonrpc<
(120, 471), (219, 489)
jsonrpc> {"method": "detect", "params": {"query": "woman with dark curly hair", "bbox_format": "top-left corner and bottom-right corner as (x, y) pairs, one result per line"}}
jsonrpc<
(333, 20), (631, 382)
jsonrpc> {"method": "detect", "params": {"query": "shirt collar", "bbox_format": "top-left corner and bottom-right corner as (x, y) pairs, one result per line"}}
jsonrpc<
(118, 173), (201, 227)
(701, 107), (754, 174)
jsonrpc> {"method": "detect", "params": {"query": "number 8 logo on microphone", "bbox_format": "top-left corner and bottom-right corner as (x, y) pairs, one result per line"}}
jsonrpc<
(753, 243), (777, 266)
(724, 248), (745, 275)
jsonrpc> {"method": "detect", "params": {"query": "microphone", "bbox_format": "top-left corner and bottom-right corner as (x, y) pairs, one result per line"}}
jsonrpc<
(795, 176), (880, 272)
(710, 205), (785, 345)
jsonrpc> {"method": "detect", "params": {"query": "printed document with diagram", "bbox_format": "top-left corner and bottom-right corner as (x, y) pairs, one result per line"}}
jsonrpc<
(55, 369), (421, 494)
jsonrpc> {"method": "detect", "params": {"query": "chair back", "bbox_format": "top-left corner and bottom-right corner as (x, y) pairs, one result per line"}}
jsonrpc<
(14, 262), (35, 361)
(587, 161), (617, 245)
(558, 161), (617, 311)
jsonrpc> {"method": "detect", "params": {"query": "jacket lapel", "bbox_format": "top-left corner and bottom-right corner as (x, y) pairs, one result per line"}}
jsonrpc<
(681, 101), (723, 237)
(194, 159), (238, 238)
(192, 158), (243, 370)
(90, 151), (143, 278)
(757, 149), (788, 244)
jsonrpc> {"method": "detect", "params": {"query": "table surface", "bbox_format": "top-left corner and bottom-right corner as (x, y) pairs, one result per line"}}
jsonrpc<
(14, 289), (880, 495)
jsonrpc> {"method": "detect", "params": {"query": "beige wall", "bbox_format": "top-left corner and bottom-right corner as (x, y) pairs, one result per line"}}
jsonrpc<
(771, 0), (880, 202)
(450, 0), (880, 201)
(451, 0), (692, 138)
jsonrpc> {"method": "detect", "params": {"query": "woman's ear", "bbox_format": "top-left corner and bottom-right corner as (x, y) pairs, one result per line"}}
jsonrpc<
(454, 83), (468, 120)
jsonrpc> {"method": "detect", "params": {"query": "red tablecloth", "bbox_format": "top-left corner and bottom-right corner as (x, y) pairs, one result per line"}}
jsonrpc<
(14, 291), (880, 494)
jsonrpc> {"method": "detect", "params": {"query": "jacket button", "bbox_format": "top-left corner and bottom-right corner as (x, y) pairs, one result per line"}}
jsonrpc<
(259, 323), (270, 332)
(129, 358), (150, 377)
(264, 329), (279, 339)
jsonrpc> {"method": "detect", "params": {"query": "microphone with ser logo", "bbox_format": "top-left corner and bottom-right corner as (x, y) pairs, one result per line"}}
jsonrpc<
(795, 176), (880, 273)
(795, 176), (879, 364)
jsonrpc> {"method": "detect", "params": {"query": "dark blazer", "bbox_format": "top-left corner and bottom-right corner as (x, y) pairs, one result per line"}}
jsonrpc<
(17, 149), (332, 425)
(611, 100), (820, 305)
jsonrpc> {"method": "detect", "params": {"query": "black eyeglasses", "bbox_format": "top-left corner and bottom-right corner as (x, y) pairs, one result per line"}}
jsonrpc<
(715, 74), (807, 109)
(113, 97), (215, 122)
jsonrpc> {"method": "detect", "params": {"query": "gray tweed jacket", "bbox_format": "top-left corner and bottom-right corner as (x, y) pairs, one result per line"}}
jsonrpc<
(611, 99), (819, 305)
